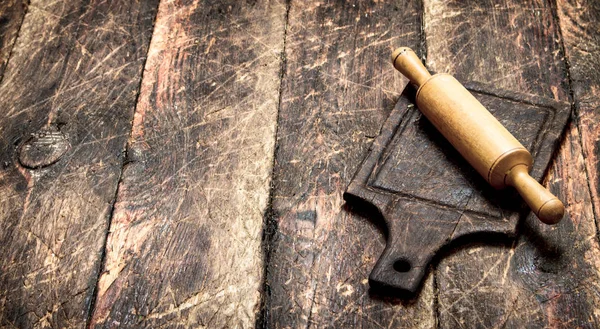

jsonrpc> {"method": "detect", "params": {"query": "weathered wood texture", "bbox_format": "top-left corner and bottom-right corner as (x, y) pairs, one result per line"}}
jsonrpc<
(89, 0), (286, 327)
(0, 0), (158, 327)
(557, 0), (600, 234)
(0, 0), (598, 327)
(263, 1), (435, 328)
(0, 0), (27, 81)
(424, 0), (600, 327)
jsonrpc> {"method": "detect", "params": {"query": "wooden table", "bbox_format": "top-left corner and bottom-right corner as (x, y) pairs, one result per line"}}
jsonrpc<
(0, 0), (598, 328)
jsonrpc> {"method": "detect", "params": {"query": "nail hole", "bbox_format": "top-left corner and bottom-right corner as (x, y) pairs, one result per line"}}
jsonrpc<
(393, 259), (411, 272)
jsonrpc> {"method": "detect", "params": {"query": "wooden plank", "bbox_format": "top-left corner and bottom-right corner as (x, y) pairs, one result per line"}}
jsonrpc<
(88, 1), (287, 327)
(0, 0), (158, 327)
(263, 1), (435, 328)
(557, 0), (600, 234)
(424, 0), (600, 327)
(0, 0), (27, 81)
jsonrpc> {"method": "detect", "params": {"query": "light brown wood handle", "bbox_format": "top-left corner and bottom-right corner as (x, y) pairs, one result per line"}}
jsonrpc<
(391, 47), (430, 87)
(391, 47), (565, 224)
(505, 164), (564, 224)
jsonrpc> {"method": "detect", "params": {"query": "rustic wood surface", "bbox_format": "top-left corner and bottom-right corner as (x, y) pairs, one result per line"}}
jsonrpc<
(262, 1), (437, 328)
(88, 0), (286, 327)
(0, 0), (158, 327)
(558, 0), (600, 235)
(0, 0), (598, 328)
(0, 0), (27, 81)
(424, 0), (600, 327)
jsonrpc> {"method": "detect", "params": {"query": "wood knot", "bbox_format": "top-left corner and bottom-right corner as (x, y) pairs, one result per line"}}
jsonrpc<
(18, 126), (70, 169)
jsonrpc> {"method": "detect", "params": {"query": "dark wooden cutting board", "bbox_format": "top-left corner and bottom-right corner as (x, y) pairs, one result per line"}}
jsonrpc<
(344, 82), (570, 297)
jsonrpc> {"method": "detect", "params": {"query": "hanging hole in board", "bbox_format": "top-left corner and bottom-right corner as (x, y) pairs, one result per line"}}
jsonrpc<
(393, 259), (411, 273)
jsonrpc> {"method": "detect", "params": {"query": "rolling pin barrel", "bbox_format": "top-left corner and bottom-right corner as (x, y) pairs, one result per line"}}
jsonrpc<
(391, 47), (564, 224)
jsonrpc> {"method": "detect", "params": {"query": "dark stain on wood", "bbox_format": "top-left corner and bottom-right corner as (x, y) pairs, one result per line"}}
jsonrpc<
(0, 0), (158, 327)
(345, 82), (570, 297)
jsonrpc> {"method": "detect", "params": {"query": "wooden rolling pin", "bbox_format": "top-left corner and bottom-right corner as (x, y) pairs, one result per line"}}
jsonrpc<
(391, 47), (564, 224)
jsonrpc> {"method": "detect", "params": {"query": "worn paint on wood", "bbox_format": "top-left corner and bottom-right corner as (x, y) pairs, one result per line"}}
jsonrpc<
(0, 0), (27, 81)
(88, 0), (286, 327)
(263, 1), (436, 328)
(0, 0), (158, 327)
(424, 0), (600, 327)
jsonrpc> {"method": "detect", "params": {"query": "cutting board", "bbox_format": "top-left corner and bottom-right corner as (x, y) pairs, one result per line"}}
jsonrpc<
(344, 82), (570, 297)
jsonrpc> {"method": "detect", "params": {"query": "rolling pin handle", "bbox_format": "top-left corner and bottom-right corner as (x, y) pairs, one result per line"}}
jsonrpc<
(505, 164), (564, 224)
(391, 47), (431, 87)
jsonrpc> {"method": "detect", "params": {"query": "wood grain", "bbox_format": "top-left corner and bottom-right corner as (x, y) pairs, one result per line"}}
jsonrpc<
(0, 0), (27, 81)
(263, 1), (435, 328)
(424, 0), (600, 327)
(556, 0), (600, 235)
(0, 0), (158, 327)
(88, 0), (287, 327)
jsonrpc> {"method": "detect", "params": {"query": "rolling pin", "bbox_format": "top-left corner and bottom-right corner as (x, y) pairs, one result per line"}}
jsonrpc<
(391, 47), (564, 224)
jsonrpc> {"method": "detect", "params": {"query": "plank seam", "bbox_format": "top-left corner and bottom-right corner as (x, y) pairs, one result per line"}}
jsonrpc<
(433, 264), (441, 329)
(84, 1), (162, 326)
(419, 0), (428, 66)
(255, 0), (291, 328)
(419, 1), (441, 327)
(548, 0), (600, 243)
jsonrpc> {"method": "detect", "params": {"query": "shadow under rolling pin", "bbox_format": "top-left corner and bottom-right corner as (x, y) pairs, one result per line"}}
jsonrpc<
(391, 47), (564, 225)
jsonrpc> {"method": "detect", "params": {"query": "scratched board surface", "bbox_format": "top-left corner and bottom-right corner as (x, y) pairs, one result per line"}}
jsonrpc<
(0, 0), (598, 328)
(372, 89), (552, 214)
(0, 0), (158, 327)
